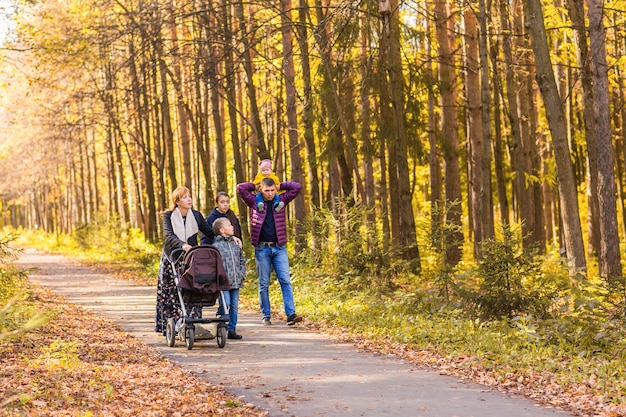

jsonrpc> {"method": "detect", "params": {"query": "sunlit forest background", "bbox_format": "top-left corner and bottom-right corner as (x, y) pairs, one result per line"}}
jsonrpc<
(1, 0), (626, 283)
(4, 2), (626, 413)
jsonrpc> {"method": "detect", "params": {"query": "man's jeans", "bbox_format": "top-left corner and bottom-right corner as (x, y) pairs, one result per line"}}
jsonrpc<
(217, 289), (239, 331)
(255, 244), (296, 318)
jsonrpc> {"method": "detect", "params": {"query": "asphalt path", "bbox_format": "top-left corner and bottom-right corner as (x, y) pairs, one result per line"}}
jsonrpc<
(16, 248), (573, 417)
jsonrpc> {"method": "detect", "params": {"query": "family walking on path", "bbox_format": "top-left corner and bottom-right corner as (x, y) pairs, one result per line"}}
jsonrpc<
(155, 164), (304, 344)
(115, 162), (571, 416)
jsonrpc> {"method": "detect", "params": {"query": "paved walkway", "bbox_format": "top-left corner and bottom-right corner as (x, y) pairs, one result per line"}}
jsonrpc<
(16, 249), (572, 417)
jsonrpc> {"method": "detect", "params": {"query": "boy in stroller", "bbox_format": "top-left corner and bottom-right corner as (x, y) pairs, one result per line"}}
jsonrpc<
(165, 245), (232, 349)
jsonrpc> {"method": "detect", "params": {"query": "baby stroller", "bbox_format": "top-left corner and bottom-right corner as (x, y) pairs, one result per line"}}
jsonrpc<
(165, 245), (231, 350)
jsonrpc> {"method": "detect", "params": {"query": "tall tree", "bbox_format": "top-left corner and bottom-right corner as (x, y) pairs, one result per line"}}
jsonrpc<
(526, 0), (586, 272)
(587, 0), (622, 279)
(565, 0), (600, 258)
(477, 0), (494, 244)
(279, 0), (307, 251)
(463, 4), (484, 256)
(501, 0), (540, 251)
(296, 0), (320, 212)
(205, 0), (227, 193)
(381, 0), (420, 262)
(434, 0), (463, 266)
(235, 1), (269, 159)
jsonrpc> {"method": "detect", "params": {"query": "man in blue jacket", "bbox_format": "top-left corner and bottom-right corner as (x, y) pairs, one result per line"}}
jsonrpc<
(237, 178), (302, 326)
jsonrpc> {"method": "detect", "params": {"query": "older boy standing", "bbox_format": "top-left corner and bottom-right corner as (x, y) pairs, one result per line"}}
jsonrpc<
(237, 177), (303, 326)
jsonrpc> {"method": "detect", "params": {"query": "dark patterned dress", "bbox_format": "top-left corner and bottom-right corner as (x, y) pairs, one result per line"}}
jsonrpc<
(155, 254), (181, 335)
(154, 253), (203, 335)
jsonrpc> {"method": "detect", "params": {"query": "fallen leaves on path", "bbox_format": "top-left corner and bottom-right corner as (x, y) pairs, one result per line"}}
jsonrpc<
(0, 288), (267, 417)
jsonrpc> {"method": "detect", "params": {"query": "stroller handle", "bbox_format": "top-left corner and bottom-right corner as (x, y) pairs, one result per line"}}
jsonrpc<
(169, 247), (185, 264)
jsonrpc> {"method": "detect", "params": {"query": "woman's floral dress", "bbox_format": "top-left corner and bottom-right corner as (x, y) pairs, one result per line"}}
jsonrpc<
(155, 254), (181, 335)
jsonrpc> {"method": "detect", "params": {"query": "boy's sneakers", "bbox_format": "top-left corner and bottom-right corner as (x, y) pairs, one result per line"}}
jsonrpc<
(274, 201), (285, 212)
(286, 314), (302, 326)
(257, 202), (265, 211)
(262, 317), (272, 325)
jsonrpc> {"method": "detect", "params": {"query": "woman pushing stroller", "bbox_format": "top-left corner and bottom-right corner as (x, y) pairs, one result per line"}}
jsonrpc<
(154, 186), (214, 336)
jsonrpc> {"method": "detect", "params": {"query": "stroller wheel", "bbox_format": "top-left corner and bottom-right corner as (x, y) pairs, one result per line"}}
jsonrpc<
(216, 324), (227, 348)
(165, 318), (176, 347)
(185, 325), (195, 350)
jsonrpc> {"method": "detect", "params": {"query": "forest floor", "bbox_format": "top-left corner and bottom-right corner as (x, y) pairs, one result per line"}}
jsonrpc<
(0, 248), (597, 416)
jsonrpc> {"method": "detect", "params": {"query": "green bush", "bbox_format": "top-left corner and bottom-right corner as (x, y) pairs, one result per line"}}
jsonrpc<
(459, 225), (566, 320)
(294, 201), (403, 294)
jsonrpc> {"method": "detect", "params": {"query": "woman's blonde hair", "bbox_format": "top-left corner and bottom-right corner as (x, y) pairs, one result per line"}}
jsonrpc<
(170, 186), (190, 211)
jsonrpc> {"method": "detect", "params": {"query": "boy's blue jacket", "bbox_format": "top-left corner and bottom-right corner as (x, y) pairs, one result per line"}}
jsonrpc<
(211, 235), (246, 289)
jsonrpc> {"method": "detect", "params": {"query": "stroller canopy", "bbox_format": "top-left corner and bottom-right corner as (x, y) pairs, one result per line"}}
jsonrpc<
(177, 245), (231, 300)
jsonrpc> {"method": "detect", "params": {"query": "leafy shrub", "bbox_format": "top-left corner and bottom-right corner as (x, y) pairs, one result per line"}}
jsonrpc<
(294, 201), (404, 294)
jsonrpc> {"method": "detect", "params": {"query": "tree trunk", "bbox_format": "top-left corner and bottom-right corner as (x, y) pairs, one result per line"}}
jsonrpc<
(235, 1), (268, 159)
(502, 0), (536, 250)
(478, 0), (494, 243)
(205, 2), (226, 194)
(565, 0), (601, 258)
(359, 8), (377, 249)
(526, 0), (586, 272)
(385, 0), (419, 263)
(279, 0), (307, 251)
(168, 0), (192, 189)
(587, 0), (622, 279)
(435, 0), (462, 266)
(222, 1), (246, 208)
(490, 40), (509, 227)
(463, 6), (483, 257)
(297, 0), (320, 212)
(619, 62), (626, 238)
(426, 3), (443, 245)
(154, 29), (177, 192)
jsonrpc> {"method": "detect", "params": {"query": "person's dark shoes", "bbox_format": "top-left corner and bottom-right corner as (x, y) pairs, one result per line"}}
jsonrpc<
(274, 201), (285, 212)
(227, 330), (243, 339)
(262, 317), (272, 325)
(286, 314), (302, 326)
